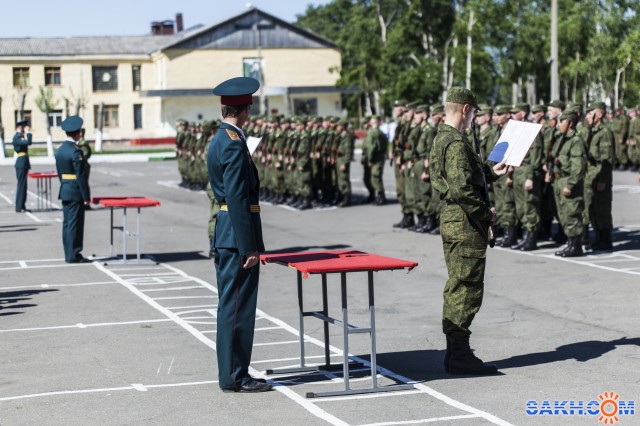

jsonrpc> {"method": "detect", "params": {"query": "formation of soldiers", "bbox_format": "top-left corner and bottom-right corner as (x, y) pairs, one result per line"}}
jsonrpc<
(244, 115), (356, 209)
(176, 119), (220, 190)
(390, 99), (631, 257)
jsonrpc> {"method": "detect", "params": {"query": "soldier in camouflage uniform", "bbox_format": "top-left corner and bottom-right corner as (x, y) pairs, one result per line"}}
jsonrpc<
(293, 118), (314, 210)
(391, 101), (408, 226)
(335, 119), (353, 207)
(612, 108), (630, 170)
(402, 104), (423, 229)
(425, 105), (445, 234)
(627, 107), (640, 172)
(429, 87), (506, 375)
(393, 103), (417, 228)
(546, 111), (587, 257)
(409, 105), (430, 231)
(510, 103), (544, 251)
(584, 102), (615, 250)
(364, 115), (388, 205)
(490, 105), (519, 247)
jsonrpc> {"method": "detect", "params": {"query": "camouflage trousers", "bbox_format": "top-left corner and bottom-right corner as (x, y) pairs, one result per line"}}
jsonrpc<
(513, 170), (541, 232)
(615, 140), (629, 165)
(402, 165), (415, 214)
(583, 168), (613, 231)
(553, 177), (584, 238)
(206, 183), (220, 243)
(493, 178), (518, 227)
(337, 162), (351, 198)
(412, 162), (431, 216)
(370, 162), (385, 195)
(440, 203), (488, 338)
(393, 157), (405, 208)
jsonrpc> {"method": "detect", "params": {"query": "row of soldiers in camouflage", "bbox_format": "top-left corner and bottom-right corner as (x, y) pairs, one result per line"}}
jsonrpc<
(243, 115), (356, 209)
(391, 99), (619, 257)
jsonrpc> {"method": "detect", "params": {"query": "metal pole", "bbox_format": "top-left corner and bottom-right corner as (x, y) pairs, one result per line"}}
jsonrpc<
(322, 273), (331, 367)
(341, 272), (350, 390)
(136, 207), (141, 263)
(368, 270), (378, 388)
(550, 0), (559, 100)
(297, 270), (306, 367)
(122, 208), (127, 263)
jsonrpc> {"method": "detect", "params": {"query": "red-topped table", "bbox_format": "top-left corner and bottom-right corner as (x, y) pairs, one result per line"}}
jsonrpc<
(261, 250), (418, 398)
(28, 172), (58, 211)
(91, 196), (160, 264)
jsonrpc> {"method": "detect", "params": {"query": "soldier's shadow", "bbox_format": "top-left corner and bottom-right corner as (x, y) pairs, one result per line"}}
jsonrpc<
(493, 337), (640, 369)
(608, 228), (640, 252)
(0, 289), (58, 316)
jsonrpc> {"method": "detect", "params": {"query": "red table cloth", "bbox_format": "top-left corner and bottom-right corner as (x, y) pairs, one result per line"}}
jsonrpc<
(92, 196), (160, 208)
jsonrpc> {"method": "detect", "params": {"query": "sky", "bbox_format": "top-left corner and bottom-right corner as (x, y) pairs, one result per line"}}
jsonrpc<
(0, 0), (333, 38)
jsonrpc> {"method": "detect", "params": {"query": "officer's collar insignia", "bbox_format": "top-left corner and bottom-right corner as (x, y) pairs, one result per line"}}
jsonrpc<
(225, 129), (241, 141)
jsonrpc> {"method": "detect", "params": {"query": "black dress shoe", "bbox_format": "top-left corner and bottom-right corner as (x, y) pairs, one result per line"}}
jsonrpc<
(74, 255), (92, 263)
(16, 208), (32, 213)
(221, 379), (272, 393)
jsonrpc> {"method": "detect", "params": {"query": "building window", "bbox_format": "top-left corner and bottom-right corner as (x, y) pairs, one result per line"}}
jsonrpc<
(249, 96), (260, 116)
(293, 98), (318, 116)
(14, 110), (32, 127)
(13, 67), (30, 87)
(134, 104), (143, 129)
(94, 104), (119, 128)
(48, 110), (64, 128)
(243, 58), (263, 83)
(45, 67), (62, 86)
(132, 65), (141, 91)
(92, 66), (118, 91)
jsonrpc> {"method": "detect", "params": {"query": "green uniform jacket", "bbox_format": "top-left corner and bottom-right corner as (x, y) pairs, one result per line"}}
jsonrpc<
(554, 130), (586, 190)
(430, 124), (497, 225)
(336, 131), (353, 165)
(586, 124), (614, 182)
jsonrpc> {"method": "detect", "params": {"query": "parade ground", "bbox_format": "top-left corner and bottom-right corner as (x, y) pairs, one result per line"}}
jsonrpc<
(1, 157), (638, 426)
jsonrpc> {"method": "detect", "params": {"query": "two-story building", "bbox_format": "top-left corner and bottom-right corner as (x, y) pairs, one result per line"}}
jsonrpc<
(0, 8), (344, 143)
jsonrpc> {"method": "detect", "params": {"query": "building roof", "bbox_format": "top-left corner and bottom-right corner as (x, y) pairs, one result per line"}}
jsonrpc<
(0, 8), (336, 57)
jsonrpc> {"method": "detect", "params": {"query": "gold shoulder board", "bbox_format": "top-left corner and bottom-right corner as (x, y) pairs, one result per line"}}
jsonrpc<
(225, 129), (240, 141)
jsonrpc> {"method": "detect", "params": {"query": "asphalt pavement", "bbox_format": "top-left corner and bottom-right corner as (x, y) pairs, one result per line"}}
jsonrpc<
(0, 157), (638, 426)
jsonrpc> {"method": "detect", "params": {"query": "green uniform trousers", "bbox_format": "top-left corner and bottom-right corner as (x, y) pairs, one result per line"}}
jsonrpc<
(371, 162), (385, 195)
(584, 168), (613, 231)
(393, 159), (405, 207)
(493, 179), (518, 227)
(214, 248), (260, 390)
(337, 163), (351, 198)
(402, 165), (415, 214)
(412, 162), (431, 215)
(513, 170), (541, 232)
(615, 140), (629, 165)
(553, 178), (584, 238)
(440, 204), (487, 338)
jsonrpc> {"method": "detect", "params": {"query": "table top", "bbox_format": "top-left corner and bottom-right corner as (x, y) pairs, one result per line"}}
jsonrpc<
(261, 250), (418, 278)
(28, 172), (58, 178)
(91, 196), (161, 208)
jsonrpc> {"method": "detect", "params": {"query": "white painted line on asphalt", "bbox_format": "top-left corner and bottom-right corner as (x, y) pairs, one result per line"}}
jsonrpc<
(251, 354), (341, 365)
(0, 263), (94, 271)
(128, 278), (192, 286)
(357, 414), (480, 426)
(141, 286), (205, 292)
(119, 272), (181, 277)
(165, 304), (217, 310)
(254, 326), (284, 331)
(253, 340), (301, 347)
(131, 383), (148, 392)
(0, 318), (172, 333)
(27, 189), (61, 210)
(0, 191), (13, 204)
(200, 330), (216, 334)
(0, 281), (116, 291)
(18, 261), (27, 268)
(0, 380), (218, 403)
(25, 212), (42, 223)
(313, 389), (425, 403)
(0, 257), (64, 263)
(178, 316), (215, 320)
(153, 295), (218, 300)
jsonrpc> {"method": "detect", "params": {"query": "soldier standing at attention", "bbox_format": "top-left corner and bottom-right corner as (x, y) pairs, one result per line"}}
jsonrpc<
(336, 118), (353, 207)
(391, 101), (407, 226)
(429, 87), (507, 375)
(207, 77), (271, 393)
(13, 119), (32, 213)
(546, 111), (587, 257)
(366, 115), (388, 205)
(584, 102), (615, 250)
(613, 107), (630, 170)
(55, 116), (91, 263)
(510, 103), (544, 251)
(425, 105), (445, 234)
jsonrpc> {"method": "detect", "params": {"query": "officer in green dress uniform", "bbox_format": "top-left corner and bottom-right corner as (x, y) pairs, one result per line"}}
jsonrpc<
(207, 77), (271, 393)
(13, 119), (32, 213)
(54, 116), (91, 263)
(429, 87), (507, 375)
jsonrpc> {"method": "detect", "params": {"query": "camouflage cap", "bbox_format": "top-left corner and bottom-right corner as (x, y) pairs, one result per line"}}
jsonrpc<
(495, 104), (512, 115)
(567, 103), (583, 113)
(295, 117), (308, 125)
(548, 100), (566, 109)
(338, 118), (349, 126)
(281, 117), (292, 124)
(445, 87), (479, 109)
(393, 99), (407, 107)
(531, 104), (547, 113)
(415, 104), (429, 113)
(370, 115), (381, 121)
(586, 101), (607, 113)
(475, 103), (493, 116)
(431, 104), (444, 114)
(314, 116), (323, 123)
(405, 101), (419, 110)
(559, 110), (579, 123)
(330, 116), (340, 123)
(511, 103), (530, 114)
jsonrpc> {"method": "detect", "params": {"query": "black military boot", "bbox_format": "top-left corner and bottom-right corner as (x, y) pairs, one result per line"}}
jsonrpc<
(444, 335), (453, 373)
(393, 214), (408, 228)
(538, 220), (553, 241)
(447, 335), (499, 375)
(511, 230), (529, 250)
(592, 229), (613, 250)
(552, 226), (567, 244)
(337, 194), (351, 207)
(411, 214), (427, 232)
(582, 228), (592, 251)
(375, 192), (387, 205)
(560, 236), (584, 257)
(521, 230), (538, 251)
(402, 214), (416, 229)
(298, 197), (312, 210)
(500, 227), (517, 247)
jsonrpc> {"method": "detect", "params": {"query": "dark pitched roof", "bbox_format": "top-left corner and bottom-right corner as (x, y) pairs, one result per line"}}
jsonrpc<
(163, 8), (338, 50)
(0, 7), (337, 57)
